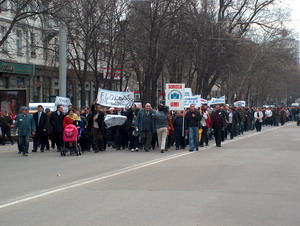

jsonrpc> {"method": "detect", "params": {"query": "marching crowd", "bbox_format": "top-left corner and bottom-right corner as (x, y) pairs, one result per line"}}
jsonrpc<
(0, 100), (297, 157)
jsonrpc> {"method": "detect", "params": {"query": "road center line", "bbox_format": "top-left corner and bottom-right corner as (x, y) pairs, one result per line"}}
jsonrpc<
(0, 123), (290, 209)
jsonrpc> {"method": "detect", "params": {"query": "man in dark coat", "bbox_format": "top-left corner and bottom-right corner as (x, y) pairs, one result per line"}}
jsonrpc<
(81, 106), (93, 151)
(0, 110), (14, 145)
(114, 107), (128, 150)
(50, 104), (65, 152)
(136, 103), (156, 152)
(91, 100), (105, 153)
(211, 105), (226, 147)
(32, 105), (48, 152)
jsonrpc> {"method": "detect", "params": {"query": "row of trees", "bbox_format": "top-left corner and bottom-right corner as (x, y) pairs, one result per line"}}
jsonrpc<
(1, 0), (299, 107)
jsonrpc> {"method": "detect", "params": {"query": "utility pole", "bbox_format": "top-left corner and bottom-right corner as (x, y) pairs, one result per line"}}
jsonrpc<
(59, 24), (67, 97)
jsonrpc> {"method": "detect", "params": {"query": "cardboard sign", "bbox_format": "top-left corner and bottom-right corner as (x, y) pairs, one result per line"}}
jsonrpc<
(97, 89), (134, 109)
(184, 95), (201, 108)
(55, 96), (72, 113)
(165, 83), (185, 110)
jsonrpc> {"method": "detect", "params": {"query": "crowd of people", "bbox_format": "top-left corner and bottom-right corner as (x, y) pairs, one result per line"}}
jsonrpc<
(0, 100), (298, 157)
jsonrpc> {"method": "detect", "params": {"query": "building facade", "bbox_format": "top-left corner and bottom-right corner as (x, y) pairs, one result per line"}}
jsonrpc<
(0, 1), (99, 109)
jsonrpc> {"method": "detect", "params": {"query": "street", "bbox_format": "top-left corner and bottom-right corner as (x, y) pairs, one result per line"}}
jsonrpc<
(1, 123), (300, 226)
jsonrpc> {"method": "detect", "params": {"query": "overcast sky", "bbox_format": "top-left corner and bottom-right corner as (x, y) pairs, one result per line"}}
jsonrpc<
(287, 0), (300, 39)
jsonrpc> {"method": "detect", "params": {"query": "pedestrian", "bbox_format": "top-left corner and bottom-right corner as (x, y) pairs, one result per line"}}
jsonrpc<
(265, 107), (273, 126)
(173, 111), (185, 150)
(32, 105), (48, 152)
(228, 107), (238, 139)
(45, 108), (55, 150)
(185, 104), (201, 152)
(114, 107), (127, 150)
(200, 105), (209, 147)
(254, 108), (263, 132)
(154, 104), (168, 153)
(91, 100), (105, 153)
(211, 105), (225, 147)
(50, 104), (65, 152)
(81, 106), (93, 151)
(0, 110), (14, 145)
(128, 107), (140, 152)
(136, 103), (156, 152)
(13, 106), (36, 156)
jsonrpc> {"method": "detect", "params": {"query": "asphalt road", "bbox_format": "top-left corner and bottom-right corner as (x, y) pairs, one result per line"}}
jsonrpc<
(1, 123), (300, 226)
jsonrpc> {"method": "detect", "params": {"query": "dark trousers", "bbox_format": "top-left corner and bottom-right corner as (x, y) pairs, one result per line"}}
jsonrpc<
(92, 127), (104, 152)
(84, 130), (93, 150)
(18, 135), (30, 154)
(255, 120), (262, 132)
(214, 126), (222, 146)
(53, 132), (63, 151)
(46, 134), (55, 149)
(227, 123), (234, 139)
(175, 135), (185, 149)
(2, 129), (13, 144)
(141, 130), (153, 151)
(151, 131), (158, 149)
(129, 128), (139, 149)
(115, 126), (127, 149)
(33, 135), (47, 151)
(200, 126), (209, 146)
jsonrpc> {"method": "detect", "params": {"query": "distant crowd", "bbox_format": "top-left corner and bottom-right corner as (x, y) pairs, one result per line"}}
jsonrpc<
(0, 101), (297, 156)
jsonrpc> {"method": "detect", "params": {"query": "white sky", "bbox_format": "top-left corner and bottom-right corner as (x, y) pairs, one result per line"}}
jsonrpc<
(286, 0), (300, 40)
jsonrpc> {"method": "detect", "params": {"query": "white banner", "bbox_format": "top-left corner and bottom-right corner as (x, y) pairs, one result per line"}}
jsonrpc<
(55, 96), (72, 113)
(104, 114), (127, 128)
(97, 89), (134, 109)
(165, 83), (185, 110)
(185, 88), (192, 98)
(234, 100), (246, 107)
(208, 96), (226, 106)
(184, 95), (201, 108)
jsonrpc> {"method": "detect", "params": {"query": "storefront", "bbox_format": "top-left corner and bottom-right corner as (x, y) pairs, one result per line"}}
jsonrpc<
(0, 60), (33, 89)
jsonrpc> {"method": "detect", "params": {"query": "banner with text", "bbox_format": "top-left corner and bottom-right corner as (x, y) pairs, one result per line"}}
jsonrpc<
(185, 88), (192, 98)
(208, 96), (226, 106)
(55, 96), (72, 113)
(165, 83), (185, 110)
(184, 95), (201, 108)
(97, 89), (134, 109)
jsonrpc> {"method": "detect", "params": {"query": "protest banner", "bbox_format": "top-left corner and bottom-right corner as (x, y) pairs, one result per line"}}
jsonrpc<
(165, 83), (185, 110)
(104, 114), (127, 128)
(55, 96), (72, 113)
(185, 88), (192, 98)
(234, 100), (246, 107)
(184, 95), (201, 108)
(97, 89), (134, 109)
(208, 96), (226, 106)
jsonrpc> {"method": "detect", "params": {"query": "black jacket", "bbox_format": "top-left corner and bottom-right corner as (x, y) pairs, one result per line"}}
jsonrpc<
(185, 110), (201, 128)
(0, 115), (13, 131)
(33, 111), (48, 135)
(91, 104), (105, 132)
(50, 111), (65, 133)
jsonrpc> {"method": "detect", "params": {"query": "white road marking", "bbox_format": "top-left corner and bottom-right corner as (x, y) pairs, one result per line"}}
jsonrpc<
(0, 123), (291, 209)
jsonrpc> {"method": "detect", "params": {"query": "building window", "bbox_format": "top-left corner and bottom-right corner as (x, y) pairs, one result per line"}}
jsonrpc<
(16, 30), (23, 56)
(17, 77), (25, 88)
(0, 26), (8, 51)
(30, 32), (36, 58)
